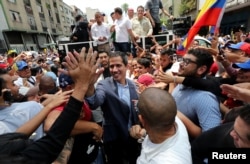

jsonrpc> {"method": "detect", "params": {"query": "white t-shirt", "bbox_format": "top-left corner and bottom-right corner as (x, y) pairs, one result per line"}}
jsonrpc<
(137, 117), (192, 164)
(114, 17), (132, 42)
(14, 76), (36, 88)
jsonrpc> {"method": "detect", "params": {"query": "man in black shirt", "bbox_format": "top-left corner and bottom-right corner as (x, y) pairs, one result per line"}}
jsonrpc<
(70, 15), (90, 52)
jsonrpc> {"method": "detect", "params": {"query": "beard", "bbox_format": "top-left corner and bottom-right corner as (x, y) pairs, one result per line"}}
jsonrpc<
(178, 67), (198, 78)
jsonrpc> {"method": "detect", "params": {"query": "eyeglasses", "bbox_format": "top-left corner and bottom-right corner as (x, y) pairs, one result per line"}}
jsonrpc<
(180, 58), (198, 66)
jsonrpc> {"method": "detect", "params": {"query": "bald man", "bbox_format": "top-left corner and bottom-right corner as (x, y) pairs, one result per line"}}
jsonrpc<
(39, 75), (58, 96)
(132, 88), (192, 163)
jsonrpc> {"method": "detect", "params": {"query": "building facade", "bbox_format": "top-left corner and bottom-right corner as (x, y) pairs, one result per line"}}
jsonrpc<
(0, 0), (82, 53)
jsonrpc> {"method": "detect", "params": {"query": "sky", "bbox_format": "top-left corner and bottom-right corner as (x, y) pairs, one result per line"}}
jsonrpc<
(63, 0), (147, 15)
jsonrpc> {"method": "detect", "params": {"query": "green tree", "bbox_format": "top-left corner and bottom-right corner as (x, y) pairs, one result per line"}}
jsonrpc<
(121, 3), (129, 14)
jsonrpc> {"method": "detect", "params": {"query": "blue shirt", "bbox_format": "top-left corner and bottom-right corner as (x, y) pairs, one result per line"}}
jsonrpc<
(0, 101), (44, 140)
(116, 81), (131, 108)
(172, 84), (221, 132)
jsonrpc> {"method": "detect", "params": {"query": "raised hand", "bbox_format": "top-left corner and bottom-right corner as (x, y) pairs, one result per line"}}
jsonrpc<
(63, 47), (98, 88)
(221, 83), (250, 103)
(41, 90), (73, 109)
(155, 70), (174, 84)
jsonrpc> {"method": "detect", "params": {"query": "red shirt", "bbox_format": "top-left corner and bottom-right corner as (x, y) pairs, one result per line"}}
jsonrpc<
(53, 101), (92, 121)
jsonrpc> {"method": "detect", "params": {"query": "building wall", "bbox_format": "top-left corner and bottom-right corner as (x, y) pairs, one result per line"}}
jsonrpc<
(0, 0), (84, 52)
(0, 1), (8, 52)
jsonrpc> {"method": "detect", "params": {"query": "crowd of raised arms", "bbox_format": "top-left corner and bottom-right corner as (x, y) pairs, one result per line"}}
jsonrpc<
(0, 0), (250, 164)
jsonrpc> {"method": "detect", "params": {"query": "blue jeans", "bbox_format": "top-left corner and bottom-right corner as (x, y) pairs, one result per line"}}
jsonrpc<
(113, 42), (131, 53)
(91, 147), (105, 164)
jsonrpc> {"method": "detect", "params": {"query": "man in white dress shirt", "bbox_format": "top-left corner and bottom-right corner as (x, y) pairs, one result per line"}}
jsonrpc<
(91, 11), (111, 53)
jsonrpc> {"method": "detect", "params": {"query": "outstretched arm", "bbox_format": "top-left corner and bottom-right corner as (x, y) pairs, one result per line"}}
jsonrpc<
(20, 47), (99, 163)
(221, 83), (250, 103)
(16, 91), (73, 136)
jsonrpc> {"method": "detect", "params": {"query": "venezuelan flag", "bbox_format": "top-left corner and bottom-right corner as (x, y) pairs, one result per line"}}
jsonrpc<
(177, 0), (226, 55)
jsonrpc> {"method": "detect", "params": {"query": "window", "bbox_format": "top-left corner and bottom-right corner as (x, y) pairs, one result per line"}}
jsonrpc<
(10, 10), (22, 22)
(23, 0), (31, 5)
(8, 0), (16, 3)
(28, 16), (35, 25)
(48, 10), (52, 17)
(41, 20), (47, 27)
(37, 5), (43, 13)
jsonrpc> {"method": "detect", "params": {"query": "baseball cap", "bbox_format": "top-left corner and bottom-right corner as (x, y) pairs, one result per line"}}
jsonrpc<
(232, 60), (250, 69)
(7, 50), (17, 55)
(137, 74), (155, 86)
(59, 73), (74, 88)
(228, 42), (250, 55)
(15, 60), (28, 71)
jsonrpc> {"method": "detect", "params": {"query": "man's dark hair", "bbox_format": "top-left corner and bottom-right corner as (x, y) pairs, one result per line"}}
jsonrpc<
(110, 12), (114, 17)
(238, 105), (250, 141)
(223, 106), (243, 124)
(50, 65), (58, 77)
(187, 48), (214, 77)
(137, 5), (144, 11)
(114, 7), (123, 15)
(244, 37), (250, 43)
(98, 51), (109, 57)
(0, 70), (8, 91)
(160, 48), (175, 56)
(137, 58), (151, 69)
(109, 51), (128, 66)
(75, 14), (82, 22)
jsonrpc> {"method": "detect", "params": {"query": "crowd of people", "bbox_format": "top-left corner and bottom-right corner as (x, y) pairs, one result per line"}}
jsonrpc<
(1, 0), (250, 163)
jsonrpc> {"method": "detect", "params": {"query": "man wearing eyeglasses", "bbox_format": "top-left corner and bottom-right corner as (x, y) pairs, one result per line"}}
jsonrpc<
(171, 48), (221, 140)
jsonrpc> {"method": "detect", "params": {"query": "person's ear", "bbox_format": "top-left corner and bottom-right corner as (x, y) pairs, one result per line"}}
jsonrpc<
(197, 65), (207, 76)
